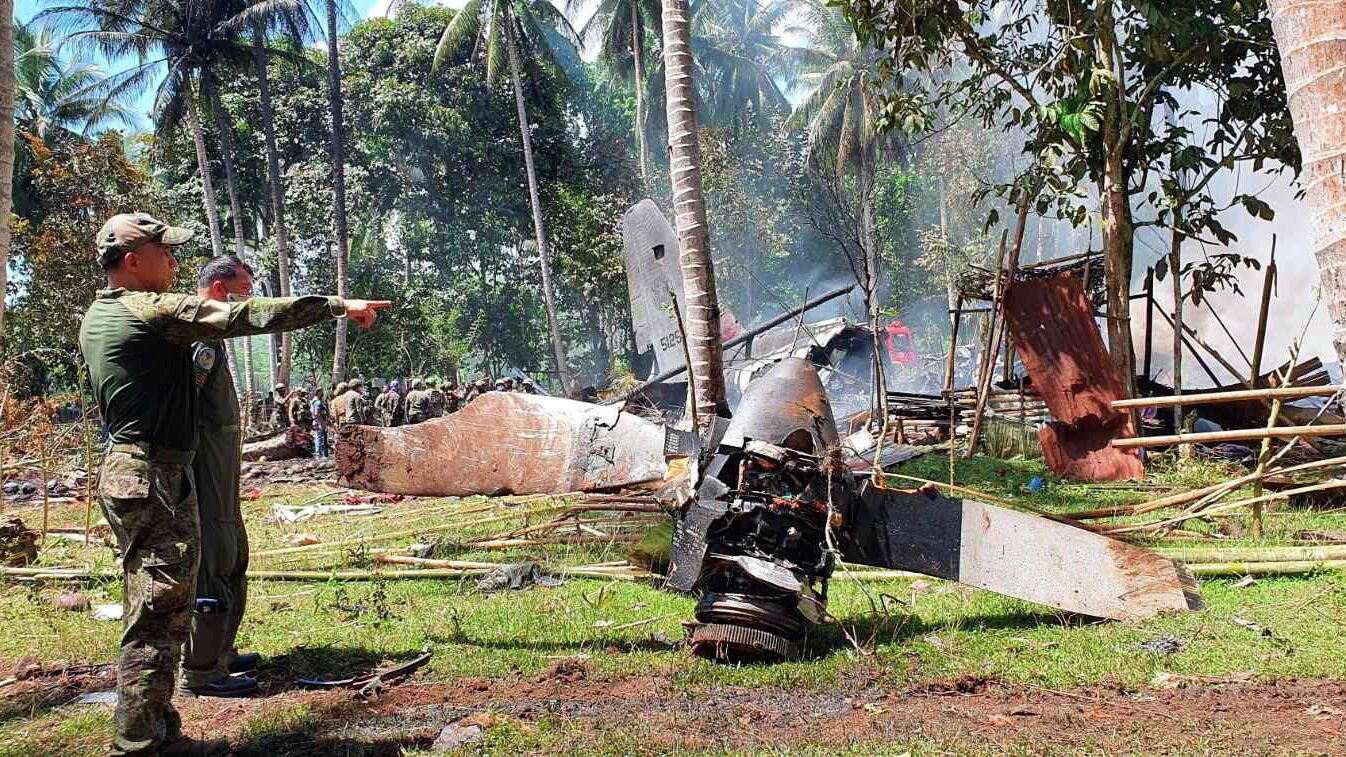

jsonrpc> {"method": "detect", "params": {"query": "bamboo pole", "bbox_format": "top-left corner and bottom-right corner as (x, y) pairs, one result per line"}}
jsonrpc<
(1060, 453), (1346, 519)
(1170, 224), (1187, 458)
(1104, 479), (1346, 534)
(38, 436), (49, 546)
(1249, 243), (1277, 383)
(944, 296), (963, 393)
(251, 504), (575, 558)
(1161, 545), (1346, 563)
(1112, 424), (1346, 449)
(1112, 385), (1340, 409)
(968, 198), (1031, 458)
(1143, 269), (1155, 380)
(1152, 305), (1225, 387)
(1187, 560), (1346, 576)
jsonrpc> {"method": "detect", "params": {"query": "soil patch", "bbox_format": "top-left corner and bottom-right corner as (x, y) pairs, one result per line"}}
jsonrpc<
(171, 668), (1346, 754)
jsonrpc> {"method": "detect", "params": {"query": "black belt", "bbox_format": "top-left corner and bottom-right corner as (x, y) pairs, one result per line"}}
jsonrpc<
(109, 441), (195, 465)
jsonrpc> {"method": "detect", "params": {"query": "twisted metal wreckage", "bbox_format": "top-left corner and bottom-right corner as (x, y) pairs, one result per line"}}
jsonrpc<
(336, 357), (1202, 661)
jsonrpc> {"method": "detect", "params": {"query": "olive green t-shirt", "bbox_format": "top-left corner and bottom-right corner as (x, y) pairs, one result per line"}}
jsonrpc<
(79, 289), (344, 451)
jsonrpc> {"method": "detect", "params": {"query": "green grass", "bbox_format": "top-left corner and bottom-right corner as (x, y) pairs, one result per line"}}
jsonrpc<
(2, 454), (1344, 754)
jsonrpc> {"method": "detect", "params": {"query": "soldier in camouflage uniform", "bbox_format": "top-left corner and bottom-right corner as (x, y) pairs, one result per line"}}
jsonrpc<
(427, 377), (447, 418)
(403, 379), (431, 424)
(340, 379), (372, 425)
(79, 214), (390, 755)
(443, 380), (462, 414)
(330, 381), (349, 426)
(373, 383), (399, 427)
(288, 389), (312, 432)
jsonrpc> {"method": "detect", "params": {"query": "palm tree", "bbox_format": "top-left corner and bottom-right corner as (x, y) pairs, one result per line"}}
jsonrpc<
(694, 0), (791, 128)
(662, 0), (725, 422)
(572, 0), (660, 176)
(784, 2), (888, 407)
(325, 0), (353, 381)
(13, 22), (135, 142)
(0, 0), (16, 354)
(42, 0), (282, 258)
(434, 0), (582, 394)
(1267, 0), (1346, 369)
(226, 0), (324, 385)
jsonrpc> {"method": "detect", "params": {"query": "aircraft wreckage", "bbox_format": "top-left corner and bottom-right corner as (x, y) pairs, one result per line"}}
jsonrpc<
(336, 358), (1202, 660)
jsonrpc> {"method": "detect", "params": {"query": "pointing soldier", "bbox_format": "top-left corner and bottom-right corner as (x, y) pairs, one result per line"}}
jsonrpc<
(78, 214), (390, 755)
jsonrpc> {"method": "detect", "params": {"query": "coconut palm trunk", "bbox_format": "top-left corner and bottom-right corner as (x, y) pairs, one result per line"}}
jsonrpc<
(204, 75), (248, 257)
(0, 0), (14, 354)
(326, 0), (351, 380)
(631, 2), (648, 177)
(254, 26), (293, 386)
(661, 0), (726, 423)
(503, 11), (577, 394)
(181, 76), (225, 258)
(1267, 0), (1346, 363)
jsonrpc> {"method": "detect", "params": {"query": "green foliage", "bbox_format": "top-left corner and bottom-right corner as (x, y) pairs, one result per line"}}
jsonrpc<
(5, 133), (205, 390)
(845, 0), (1300, 255)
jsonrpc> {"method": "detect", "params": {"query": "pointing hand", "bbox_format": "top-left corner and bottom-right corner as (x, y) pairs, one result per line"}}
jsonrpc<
(345, 299), (392, 329)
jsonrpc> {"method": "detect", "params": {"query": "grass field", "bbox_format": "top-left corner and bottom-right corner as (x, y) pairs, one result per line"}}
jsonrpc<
(1, 453), (1343, 754)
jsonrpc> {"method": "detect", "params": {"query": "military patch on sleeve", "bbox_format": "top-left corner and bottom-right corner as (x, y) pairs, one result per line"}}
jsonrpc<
(193, 345), (217, 386)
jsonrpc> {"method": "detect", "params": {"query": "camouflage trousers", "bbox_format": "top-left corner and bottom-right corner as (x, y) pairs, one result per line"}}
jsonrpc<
(98, 451), (200, 756)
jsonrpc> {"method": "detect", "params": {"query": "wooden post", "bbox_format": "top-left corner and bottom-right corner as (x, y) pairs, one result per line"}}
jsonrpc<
(944, 296), (963, 393)
(1170, 224), (1188, 459)
(967, 194), (1031, 458)
(39, 436), (50, 545)
(965, 230), (1010, 458)
(1143, 268), (1155, 381)
(79, 366), (95, 540)
(1249, 243), (1278, 385)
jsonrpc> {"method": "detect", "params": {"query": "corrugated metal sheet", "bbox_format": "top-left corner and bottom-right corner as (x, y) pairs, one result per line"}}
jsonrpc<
(1002, 272), (1143, 481)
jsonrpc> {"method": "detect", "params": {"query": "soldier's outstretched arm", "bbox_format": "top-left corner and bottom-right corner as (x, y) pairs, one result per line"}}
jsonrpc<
(121, 293), (391, 344)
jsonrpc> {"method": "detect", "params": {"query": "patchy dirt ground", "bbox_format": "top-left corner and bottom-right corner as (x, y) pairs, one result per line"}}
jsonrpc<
(42, 663), (1321, 754)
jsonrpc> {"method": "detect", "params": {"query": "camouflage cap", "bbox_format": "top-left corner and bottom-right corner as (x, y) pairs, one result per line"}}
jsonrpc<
(96, 212), (194, 265)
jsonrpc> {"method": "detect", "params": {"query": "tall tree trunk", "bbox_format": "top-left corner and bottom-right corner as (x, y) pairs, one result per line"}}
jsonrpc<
(503, 13), (576, 394)
(182, 76), (225, 258)
(662, 0), (726, 424)
(1097, 2), (1136, 397)
(859, 152), (888, 411)
(1267, 0), (1346, 364)
(0, 0), (14, 355)
(631, 2), (648, 178)
(1101, 147), (1136, 397)
(326, 0), (351, 380)
(254, 26), (293, 386)
(204, 76), (247, 257)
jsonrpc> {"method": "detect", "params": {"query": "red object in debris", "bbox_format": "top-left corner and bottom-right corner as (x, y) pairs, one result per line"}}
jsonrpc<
(1001, 272), (1143, 481)
(243, 488), (263, 501)
(884, 321), (919, 366)
(341, 492), (406, 505)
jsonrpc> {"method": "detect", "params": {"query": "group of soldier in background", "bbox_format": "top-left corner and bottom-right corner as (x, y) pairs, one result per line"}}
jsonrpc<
(260, 374), (539, 457)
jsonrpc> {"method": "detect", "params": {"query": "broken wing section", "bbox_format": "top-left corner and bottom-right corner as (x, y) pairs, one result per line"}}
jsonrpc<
(839, 484), (1203, 620)
(336, 393), (669, 497)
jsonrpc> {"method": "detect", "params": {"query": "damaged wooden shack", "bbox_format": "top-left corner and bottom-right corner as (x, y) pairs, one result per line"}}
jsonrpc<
(886, 246), (1344, 482)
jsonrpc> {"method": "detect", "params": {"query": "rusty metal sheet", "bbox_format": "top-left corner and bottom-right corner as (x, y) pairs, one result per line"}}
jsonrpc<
(337, 393), (669, 497)
(1039, 420), (1144, 481)
(1001, 272), (1143, 481)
